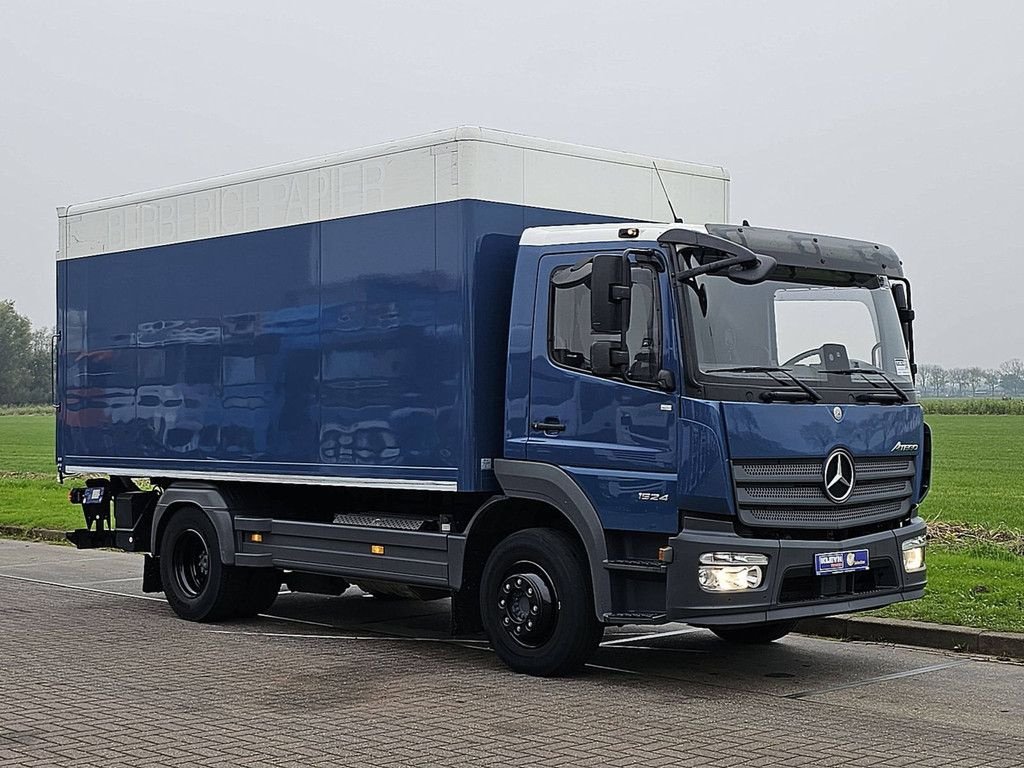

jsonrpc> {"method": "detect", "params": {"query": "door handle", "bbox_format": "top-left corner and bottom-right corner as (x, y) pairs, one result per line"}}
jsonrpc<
(530, 419), (566, 433)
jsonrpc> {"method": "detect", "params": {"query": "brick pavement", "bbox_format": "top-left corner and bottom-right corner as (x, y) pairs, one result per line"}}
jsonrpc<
(1, 571), (1022, 766)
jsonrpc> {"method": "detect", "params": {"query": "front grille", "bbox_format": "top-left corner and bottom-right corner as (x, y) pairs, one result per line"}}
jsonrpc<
(732, 455), (915, 530)
(744, 477), (908, 503)
(746, 499), (904, 526)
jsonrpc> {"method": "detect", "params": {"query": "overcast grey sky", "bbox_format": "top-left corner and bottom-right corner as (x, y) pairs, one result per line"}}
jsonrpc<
(1, 1), (1021, 368)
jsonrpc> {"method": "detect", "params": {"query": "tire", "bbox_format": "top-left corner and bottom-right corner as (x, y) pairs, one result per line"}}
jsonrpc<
(159, 505), (250, 622)
(480, 528), (603, 677)
(710, 620), (797, 645)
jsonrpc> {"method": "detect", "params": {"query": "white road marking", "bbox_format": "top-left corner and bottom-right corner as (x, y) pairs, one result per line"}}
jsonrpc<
(0, 572), (164, 601)
(785, 659), (974, 699)
(258, 613), (343, 629)
(585, 662), (642, 675)
(463, 643), (639, 675)
(600, 627), (704, 646)
(604, 645), (710, 654)
(208, 629), (489, 647)
(79, 576), (144, 585)
(0, 556), (112, 569)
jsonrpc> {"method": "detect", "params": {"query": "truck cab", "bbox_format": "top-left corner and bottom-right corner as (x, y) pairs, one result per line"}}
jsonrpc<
(495, 221), (928, 636)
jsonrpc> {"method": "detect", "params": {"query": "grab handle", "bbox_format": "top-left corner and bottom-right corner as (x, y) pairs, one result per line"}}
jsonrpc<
(50, 331), (61, 411)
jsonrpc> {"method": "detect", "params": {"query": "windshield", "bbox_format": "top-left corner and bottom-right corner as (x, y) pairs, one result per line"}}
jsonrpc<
(682, 265), (913, 386)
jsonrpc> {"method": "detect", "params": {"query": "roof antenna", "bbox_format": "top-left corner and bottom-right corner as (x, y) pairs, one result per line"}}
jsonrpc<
(653, 161), (683, 223)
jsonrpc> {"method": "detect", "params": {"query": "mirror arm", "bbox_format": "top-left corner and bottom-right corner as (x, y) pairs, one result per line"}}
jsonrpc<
(617, 362), (676, 393)
(661, 229), (776, 284)
(675, 254), (754, 282)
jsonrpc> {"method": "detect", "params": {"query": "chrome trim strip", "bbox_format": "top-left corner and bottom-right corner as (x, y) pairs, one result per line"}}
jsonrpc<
(63, 466), (458, 492)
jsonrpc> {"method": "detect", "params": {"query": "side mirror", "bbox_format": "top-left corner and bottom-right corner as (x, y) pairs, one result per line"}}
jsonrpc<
(891, 281), (908, 310)
(891, 282), (914, 322)
(590, 253), (631, 334)
(890, 279), (917, 378)
(590, 340), (629, 376)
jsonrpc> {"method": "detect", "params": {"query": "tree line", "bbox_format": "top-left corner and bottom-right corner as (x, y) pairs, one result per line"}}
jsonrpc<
(0, 301), (54, 406)
(2, 298), (1023, 405)
(917, 361), (1024, 398)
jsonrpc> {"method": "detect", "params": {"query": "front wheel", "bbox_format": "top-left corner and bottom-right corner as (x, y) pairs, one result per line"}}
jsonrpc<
(480, 528), (603, 677)
(710, 620), (797, 645)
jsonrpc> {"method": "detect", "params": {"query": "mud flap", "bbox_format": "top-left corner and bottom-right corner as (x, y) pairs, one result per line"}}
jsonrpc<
(142, 555), (163, 593)
(451, 587), (483, 637)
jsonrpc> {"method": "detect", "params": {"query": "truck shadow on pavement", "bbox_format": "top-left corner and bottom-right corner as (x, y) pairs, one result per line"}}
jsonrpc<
(246, 590), (990, 705)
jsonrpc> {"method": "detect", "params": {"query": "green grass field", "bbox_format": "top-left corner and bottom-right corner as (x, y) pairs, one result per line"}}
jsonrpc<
(0, 414), (70, 529)
(874, 546), (1024, 632)
(919, 415), (1023, 530)
(1, 412), (1022, 631)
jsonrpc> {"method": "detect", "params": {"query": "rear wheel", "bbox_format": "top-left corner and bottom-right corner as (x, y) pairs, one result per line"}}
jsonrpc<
(710, 620), (797, 645)
(480, 528), (603, 677)
(159, 506), (252, 622)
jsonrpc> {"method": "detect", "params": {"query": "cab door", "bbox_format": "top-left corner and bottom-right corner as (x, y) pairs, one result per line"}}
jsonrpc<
(525, 250), (679, 534)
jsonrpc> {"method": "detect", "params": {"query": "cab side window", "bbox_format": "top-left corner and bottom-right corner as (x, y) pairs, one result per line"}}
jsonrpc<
(549, 271), (595, 371)
(549, 262), (662, 383)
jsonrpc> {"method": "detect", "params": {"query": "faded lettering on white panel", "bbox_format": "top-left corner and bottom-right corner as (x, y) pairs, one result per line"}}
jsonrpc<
(63, 147), (441, 258)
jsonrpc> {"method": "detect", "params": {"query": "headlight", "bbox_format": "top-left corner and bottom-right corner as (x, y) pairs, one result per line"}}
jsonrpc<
(697, 552), (768, 592)
(901, 534), (927, 573)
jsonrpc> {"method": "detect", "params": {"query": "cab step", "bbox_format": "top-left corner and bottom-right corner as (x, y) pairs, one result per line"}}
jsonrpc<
(332, 513), (431, 531)
(603, 559), (667, 574)
(603, 611), (667, 625)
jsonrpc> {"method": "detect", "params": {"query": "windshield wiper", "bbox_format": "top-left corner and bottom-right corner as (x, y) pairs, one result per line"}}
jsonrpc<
(710, 366), (823, 403)
(854, 391), (905, 404)
(760, 389), (817, 403)
(827, 367), (910, 403)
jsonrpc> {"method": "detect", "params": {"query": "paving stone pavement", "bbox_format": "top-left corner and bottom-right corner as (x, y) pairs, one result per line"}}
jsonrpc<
(0, 540), (1022, 767)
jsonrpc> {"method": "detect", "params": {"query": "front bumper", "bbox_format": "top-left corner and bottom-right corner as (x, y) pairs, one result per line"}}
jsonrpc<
(665, 516), (927, 625)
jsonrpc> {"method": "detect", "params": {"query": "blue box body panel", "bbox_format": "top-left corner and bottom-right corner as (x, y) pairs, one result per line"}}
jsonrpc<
(56, 200), (617, 491)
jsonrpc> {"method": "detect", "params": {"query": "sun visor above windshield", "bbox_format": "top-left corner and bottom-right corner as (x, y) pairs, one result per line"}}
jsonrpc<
(704, 224), (903, 278)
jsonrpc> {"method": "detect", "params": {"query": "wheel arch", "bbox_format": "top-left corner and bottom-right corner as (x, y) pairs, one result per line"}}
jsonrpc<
(151, 482), (237, 564)
(453, 460), (611, 621)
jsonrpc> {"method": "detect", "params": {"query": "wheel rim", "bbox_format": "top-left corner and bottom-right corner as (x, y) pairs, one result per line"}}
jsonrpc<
(497, 560), (557, 648)
(172, 528), (210, 598)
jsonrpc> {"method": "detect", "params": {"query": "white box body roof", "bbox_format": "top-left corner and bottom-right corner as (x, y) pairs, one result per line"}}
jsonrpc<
(57, 126), (730, 260)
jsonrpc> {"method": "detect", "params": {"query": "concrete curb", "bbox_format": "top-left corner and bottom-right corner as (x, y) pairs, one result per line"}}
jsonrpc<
(798, 615), (1024, 660)
(0, 525), (68, 543)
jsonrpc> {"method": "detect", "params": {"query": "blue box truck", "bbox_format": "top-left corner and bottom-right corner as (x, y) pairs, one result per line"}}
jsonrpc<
(59, 127), (930, 675)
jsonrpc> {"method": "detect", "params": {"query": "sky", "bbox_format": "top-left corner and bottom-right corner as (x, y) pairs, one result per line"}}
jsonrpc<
(1, 1), (1021, 369)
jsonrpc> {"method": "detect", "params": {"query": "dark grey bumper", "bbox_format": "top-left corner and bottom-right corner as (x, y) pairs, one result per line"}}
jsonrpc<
(665, 516), (927, 626)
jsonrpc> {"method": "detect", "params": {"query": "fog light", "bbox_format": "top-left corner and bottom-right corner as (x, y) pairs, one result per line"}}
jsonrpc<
(901, 535), (927, 573)
(697, 552), (768, 592)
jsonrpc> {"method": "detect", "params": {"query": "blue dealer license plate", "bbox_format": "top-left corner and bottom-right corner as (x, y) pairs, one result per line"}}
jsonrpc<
(814, 549), (870, 576)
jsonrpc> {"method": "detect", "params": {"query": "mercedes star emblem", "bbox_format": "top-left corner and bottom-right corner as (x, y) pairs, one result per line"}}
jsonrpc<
(832, 406), (844, 422)
(823, 448), (855, 503)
